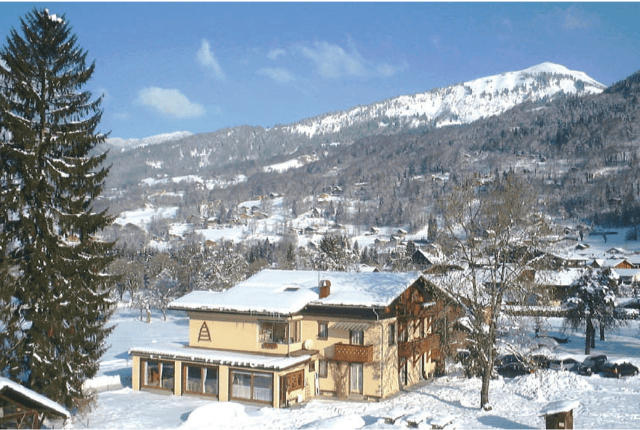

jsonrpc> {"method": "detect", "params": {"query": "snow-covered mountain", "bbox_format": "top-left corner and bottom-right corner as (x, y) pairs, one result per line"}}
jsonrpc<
(106, 131), (192, 152)
(278, 62), (605, 137)
(103, 62), (606, 190)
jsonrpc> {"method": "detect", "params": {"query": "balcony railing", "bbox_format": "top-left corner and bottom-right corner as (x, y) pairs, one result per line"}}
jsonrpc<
(398, 336), (440, 360)
(334, 343), (374, 363)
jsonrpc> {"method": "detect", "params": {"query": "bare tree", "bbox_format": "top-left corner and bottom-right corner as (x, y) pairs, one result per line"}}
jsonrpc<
(435, 173), (548, 410)
(108, 258), (144, 301)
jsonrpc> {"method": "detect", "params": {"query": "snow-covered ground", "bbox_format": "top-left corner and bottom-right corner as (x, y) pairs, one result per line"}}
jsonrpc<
(70, 302), (640, 429)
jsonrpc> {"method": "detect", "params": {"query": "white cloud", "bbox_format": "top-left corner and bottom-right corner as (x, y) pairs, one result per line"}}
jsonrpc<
(267, 48), (286, 60)
(299, 41), (368, 79)
(430, 36), (442, 51)
(563, 6), (600, 29)
(298, 40), (404, 79)
(197, 39), (226, 80)
(136, 87), (205, 119)
(376, 62), (407, 78)
(257, 67), (296, 84)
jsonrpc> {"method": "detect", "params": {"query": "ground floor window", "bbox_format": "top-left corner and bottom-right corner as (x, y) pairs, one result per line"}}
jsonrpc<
(183, 364), (219, 396)
(230, 370), (273, 403)
(142, 359), (174, 391)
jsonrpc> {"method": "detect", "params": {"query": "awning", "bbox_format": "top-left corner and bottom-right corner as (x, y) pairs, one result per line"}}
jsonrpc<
(331, 321), (372, 332)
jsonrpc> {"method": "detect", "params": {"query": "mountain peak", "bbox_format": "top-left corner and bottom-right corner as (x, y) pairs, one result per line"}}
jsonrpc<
(522, 62), (571, 75)
(281, 63), (605, 137)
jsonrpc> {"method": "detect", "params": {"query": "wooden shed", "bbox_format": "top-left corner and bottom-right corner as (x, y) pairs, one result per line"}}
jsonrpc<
(0, 377), (70, 429)
(541, 400), (579, 429)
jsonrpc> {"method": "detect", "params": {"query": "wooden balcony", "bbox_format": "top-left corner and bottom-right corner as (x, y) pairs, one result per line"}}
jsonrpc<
(398, 336), (440, 360)
(334, 343), (374, 363)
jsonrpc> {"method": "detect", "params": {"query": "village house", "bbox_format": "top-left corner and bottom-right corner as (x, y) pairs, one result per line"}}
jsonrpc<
(129, 270), (461, 408)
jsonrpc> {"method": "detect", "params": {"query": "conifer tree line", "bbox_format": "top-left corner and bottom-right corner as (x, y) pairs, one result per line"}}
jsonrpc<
(0, 8), (115, 409)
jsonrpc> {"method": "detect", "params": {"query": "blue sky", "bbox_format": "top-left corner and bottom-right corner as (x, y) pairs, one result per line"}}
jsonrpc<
(1, 2), (639, 140)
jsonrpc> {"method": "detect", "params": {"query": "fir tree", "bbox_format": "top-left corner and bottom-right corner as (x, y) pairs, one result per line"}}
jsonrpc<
(0, 8), (115, 408)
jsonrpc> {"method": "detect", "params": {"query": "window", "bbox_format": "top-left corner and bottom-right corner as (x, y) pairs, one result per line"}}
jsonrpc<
(350, 329), (364, 345)
(399, 325), (409, 342)
(259, 321), (299, 344)
(142, 359), (174, 391)
(389, 323), (396, 345)
(183, 365), (218, 396)
(427, 316), (433, 334)
(290, 320), (301, 343)
(318, 360), (328, 378)
(231, 371), (252, 400)
(318, 322), (328, 340)
(230, 370), (273, 403)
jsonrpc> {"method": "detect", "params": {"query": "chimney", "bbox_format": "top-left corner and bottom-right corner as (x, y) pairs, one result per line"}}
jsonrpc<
(319, 280), (331, 299)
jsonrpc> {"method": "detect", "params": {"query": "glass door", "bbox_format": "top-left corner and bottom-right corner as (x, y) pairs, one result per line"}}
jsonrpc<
(350, 363), (363, 394)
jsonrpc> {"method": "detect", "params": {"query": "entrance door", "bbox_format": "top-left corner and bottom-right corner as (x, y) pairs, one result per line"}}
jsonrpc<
(350, 363), (363, 394)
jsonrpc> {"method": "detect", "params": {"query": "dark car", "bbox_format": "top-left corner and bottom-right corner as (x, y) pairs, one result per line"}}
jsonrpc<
(531, 354), (550, 369)
(497, 362), (534, 377)
(496, 354), (525, 366)
(578, 354), (608, 376)
(602, 361), (639, 378)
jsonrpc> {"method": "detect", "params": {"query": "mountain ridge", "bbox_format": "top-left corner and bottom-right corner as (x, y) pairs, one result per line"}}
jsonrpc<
(103, 62), (604, 190)
(274, 62), (604, 137)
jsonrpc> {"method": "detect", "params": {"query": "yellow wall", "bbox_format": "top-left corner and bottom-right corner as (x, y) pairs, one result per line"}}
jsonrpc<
(132, 356), (141, 391)
(188, 312), (303, 355)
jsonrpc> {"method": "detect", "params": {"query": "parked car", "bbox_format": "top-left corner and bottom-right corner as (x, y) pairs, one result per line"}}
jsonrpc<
(497, 362), (534, 377)
(549, 357), (580, 372)
(496, 353), (525, 366)
(531, 354), (550, 369)
(602, 361), (639, 378)
(578, 354), (608, 376)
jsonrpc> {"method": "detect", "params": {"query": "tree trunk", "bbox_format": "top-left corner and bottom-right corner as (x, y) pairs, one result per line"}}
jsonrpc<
(600, 324), (606, 341)
(480, 363), (492, 410)
(585, 318), (593, 355)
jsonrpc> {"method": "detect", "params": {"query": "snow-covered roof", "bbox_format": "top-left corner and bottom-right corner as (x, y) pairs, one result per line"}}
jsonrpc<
(541, 399), (580, 416)
(0, 376), (70, 418)
(611, 268), (640, 279)
(170, 270), (422, 314)
(535, 269), (585, 286)
(129, 343), (310, 370)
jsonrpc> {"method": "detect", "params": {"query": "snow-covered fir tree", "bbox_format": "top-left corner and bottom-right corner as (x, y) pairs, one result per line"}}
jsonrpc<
(563, 268), (620, 354)
(0, 8), (115, 408)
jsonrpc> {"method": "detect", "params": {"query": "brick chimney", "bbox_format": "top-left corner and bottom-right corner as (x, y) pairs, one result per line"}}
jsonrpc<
(319, 280), (331, 299)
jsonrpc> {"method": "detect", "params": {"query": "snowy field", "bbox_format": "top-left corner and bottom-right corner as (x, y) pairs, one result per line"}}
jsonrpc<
(69, 303), (640, 429)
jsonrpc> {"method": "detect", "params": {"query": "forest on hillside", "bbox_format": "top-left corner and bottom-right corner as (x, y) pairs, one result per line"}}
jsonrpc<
(101, 69), (640, 232)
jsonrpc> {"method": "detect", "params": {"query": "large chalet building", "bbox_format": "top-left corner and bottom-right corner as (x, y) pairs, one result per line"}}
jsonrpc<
(129, 270), (462, 408)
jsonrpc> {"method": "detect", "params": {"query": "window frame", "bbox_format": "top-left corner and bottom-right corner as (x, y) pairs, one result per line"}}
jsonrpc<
(182, 364), (219, 397)
(229, 369), (274, 404)
(388, 322), (396, 345)
(259, 320), (300, 344)
(141, 359), (174, 392)
(350, 329), (364, 345)
(317, 321), (329, 340)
